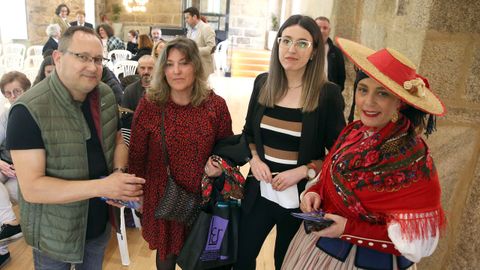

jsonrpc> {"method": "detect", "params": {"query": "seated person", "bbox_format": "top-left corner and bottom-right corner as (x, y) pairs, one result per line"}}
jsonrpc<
(131, 34), (153, 61)
(43, 24), (61, 55)
(0, 71), (31, 267)
(126, 30), (139, 55)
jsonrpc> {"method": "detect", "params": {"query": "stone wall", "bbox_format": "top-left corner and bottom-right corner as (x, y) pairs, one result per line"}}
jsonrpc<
(26, 0), (84, 45)
(333, 0), (480, 269)
(228, 0), (270, 48)
(100, 0), (182, 39)
(25, 0), (183, 45)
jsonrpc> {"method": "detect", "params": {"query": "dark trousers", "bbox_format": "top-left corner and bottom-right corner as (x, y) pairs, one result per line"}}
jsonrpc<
(234, 195), (302, 270)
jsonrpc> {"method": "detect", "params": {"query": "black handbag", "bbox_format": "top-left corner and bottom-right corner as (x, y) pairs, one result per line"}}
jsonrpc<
(177, 199), (240, 270)
(155, 109), (201, 227)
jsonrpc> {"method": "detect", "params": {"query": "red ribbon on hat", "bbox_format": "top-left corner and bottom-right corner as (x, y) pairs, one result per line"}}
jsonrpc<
(367, 49), (430, 92)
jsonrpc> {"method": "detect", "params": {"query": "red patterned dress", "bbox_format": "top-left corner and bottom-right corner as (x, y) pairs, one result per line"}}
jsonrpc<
(128, 92), (233, 259)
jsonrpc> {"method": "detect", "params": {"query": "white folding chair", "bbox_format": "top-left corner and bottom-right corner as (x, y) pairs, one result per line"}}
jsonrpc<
(22, 67), (38, 84)
(214, 40), (230, 73)
(108, 50), (132, 63)
(117, 206), (131, 266)
(0, 65), (5, 79)
(3, 43), (26, 59)
(24, 55), (44, 69)
(113, 60), (138, 79)
(1, 54), (25, 71)
(26, 45), (44, 57)
(116, 206), (142, 266)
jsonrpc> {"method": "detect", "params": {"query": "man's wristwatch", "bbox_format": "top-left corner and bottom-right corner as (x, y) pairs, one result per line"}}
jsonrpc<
(306, 162), (318, 180)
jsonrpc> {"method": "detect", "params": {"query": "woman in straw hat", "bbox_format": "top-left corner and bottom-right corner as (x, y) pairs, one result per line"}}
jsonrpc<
(235, 15), (346, 270)
(282, 38), (446, 270)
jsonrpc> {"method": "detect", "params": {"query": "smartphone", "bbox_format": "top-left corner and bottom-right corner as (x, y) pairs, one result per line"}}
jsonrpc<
(100, 197), (141, 209)
(303, 219), (334, 234)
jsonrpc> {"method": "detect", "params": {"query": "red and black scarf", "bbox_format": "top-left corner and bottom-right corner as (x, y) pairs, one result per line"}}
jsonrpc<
(201, 155), (246, 204)
(315, 115), (445, 240)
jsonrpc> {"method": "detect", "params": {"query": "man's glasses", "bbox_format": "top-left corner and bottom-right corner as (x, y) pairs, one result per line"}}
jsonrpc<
(3, 88), (24, 98)
(65, 51), (106, 66)
(277, 37), (313, 50)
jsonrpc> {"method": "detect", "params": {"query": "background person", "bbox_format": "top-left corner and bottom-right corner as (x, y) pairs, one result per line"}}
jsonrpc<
(183, 7), (216, 75)
(70, 10), (93, 29)
(126, 30), (139, 55)
(0, 71), (31, 268)
(131, 34), (153, 61)
(150, 27), (162, 43)
(152, 38), (167, 60)
(315, 16), (346, 92)
(33, 56), (55, 85)
(42, 24), (61, 55)
(51, 3), (70, 34)
(122, 55), (155, 111)
(234, 15), (346, 270)
(96, 23), (125, 58)
(282, 38), (446, 270)
(128, 37), (233, 270)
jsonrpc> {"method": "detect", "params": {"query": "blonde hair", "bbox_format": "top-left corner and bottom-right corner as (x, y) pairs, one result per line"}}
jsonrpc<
(152, 39), (166, 59)
(148, 37), (210, 107)
(259, 15), (327, 112)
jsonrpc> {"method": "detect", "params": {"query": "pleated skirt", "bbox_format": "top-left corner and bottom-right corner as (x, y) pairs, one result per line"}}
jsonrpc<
(281, 226), (417, 270)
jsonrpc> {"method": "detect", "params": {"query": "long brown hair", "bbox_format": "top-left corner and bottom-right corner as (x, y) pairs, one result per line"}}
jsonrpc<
(148, 37), (210, 107)
(138, 34), (153, 49)
(259, 15), (327, 112)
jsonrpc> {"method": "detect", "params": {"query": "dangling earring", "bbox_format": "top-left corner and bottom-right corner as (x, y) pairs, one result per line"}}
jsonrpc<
(391, 111), (399, 123)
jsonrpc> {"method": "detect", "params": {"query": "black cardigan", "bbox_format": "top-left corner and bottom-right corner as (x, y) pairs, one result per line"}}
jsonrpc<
(242, 73), (346, 213)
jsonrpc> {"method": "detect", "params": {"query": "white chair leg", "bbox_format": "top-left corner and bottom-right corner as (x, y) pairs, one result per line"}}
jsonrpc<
(117, 206), (130, 266)
(131, 208), (141, 229)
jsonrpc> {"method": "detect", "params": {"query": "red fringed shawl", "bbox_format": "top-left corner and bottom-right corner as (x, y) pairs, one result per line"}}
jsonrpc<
(311, 116), (445, 241)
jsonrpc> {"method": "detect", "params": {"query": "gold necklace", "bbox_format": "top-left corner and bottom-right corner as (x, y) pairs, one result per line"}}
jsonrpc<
(288, 84), (303, 89)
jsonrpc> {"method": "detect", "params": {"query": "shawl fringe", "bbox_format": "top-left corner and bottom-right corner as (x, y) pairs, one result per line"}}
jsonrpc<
(389, 209), (446, 241)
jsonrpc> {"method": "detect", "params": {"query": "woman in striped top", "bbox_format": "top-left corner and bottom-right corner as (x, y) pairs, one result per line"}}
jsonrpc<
(234, 15), (346, 270)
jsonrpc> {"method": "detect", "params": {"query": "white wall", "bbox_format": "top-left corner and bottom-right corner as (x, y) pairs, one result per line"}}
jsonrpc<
(281, 0), (333, 23)
(85, 0), (96, 28)
(0, 0), (28, 42)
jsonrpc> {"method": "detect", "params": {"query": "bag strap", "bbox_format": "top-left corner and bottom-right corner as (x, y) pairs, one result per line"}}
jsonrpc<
(160, 108), (172, 177)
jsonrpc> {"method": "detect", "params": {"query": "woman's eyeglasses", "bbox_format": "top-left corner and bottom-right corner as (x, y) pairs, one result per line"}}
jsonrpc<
(277, 37), (312, 50)
(3, 88), (24, 98)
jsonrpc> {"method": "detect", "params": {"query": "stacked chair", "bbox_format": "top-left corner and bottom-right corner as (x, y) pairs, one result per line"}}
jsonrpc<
(0, 43), (44, 82)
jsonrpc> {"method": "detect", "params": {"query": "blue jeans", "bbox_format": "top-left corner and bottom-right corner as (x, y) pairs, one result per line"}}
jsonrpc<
(32, 224), (111, 270)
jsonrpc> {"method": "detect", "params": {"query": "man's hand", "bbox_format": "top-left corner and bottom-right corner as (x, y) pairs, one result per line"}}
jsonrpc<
(0, 160), (15, 178)
(98, 173), (145, 202)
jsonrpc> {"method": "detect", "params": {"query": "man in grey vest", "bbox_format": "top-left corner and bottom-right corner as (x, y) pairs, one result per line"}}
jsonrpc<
(6, 26), (145, 270)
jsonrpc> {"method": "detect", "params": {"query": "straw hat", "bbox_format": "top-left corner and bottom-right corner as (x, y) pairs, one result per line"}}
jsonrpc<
(336, 37), (446, 116)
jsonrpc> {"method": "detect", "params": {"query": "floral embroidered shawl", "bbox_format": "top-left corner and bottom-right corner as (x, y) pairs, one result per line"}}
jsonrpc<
(315, 116), (445, 240)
